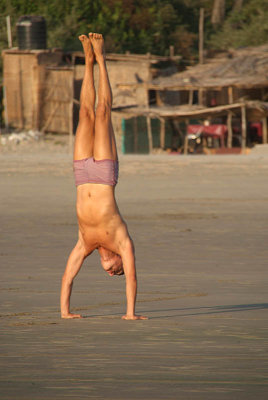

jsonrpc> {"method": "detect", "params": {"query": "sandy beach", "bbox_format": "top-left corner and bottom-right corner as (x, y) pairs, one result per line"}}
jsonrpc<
(1, 137), (268, 399)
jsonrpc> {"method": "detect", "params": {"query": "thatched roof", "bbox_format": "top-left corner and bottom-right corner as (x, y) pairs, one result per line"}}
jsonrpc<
(150, 44), (268, 90)
(119, 44), (268, 91)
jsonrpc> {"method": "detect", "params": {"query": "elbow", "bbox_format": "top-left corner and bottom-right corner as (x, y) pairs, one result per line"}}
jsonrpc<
(126, 271), (137, 282)
(124, 237), (135, 256)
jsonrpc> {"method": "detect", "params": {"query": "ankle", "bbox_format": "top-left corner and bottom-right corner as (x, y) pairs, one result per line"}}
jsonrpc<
(85, 54), (95, 65)
(96, 54), (106, 64)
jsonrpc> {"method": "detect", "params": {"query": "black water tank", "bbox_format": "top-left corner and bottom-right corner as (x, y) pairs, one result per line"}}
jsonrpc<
(17, 16), (46, 50)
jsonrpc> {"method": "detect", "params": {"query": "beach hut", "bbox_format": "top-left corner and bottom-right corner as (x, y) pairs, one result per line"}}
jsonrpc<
(2, 48), (179, 152)
(115, 45), (268, 153)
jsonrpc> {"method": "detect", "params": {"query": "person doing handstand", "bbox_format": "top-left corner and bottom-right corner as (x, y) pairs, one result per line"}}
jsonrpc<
(60, 33), (147, 320)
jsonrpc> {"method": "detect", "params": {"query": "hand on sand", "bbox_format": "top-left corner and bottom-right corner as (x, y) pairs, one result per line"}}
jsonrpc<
(61, 313), (83, 319)
(122, 314), (148, 321)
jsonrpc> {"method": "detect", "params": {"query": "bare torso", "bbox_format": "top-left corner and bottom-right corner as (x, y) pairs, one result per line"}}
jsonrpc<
(76, 183), (128, 256)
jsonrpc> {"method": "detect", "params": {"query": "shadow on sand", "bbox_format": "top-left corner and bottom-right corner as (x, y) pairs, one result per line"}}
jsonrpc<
(82, 303), (268, 319)
(143, 302), (268, 319)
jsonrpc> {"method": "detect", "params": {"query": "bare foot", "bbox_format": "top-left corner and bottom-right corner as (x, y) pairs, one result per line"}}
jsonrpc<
(79, 34), (94, 63)
(122, 314), (148, 320)
(61, 313), (83, 319)
(89, 32), (105, 62)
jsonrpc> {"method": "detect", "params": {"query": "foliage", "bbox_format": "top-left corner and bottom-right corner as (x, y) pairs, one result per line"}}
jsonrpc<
(0, 0), (268, 72)
(0, 0), (203, 58)
(209, 0), (268, 48)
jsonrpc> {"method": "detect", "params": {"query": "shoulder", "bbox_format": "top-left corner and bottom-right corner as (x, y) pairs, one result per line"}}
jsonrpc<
(118, 235), (134, 257)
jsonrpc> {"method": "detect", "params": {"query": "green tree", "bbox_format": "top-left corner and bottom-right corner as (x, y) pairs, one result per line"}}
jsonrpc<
(1, 0), (266, 66)
(0, 0), (201, 56)
(209, 0), (268, 48)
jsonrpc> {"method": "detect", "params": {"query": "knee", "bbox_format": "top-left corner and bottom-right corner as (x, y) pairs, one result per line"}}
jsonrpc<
(96, 102), (111, 121)
(79, 105), (95, 122)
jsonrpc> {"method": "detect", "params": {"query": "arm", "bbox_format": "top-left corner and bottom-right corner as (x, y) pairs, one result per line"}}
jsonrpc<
(120, 238), (147, 320)
(61, 240), (86, 319)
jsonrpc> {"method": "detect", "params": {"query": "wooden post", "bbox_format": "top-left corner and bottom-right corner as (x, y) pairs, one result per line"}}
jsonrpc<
(121, 118), (126, 154)
(241, 105), (247, 149)
(228, 86), (233, 104)
(6, 16), (12, 48)
(262, 117), (267, 144)
(32, 65), (42, 131)
(169, 45), (174, 58)
(160, 118), (165, 149)
(198, 89), (205, 106)
(3, 86), (9, 130)
(227, 111), (233, 148)
(199, 8), (205, 64)
(36, 66), (46, 132)
(211, 0), (226, 26)
(32, 66), (38, 131)
(188, 90), (194, 105)
(156, 91), (163, 106)
(18, 58), (24, 129)
(134, 116), (138, 153)
(184, 119), (189, 155)
(146, 116), (153, 154)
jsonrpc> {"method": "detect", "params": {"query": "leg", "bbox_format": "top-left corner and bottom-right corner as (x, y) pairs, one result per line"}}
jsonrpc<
(73, 35), (96, 161)
(60, 237), (88, 318)
(90, 33), (118, 161)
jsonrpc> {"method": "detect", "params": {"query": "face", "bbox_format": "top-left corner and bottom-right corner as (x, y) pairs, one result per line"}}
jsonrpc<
(106, 263), (124, 276)
(100, 253), (124, 276)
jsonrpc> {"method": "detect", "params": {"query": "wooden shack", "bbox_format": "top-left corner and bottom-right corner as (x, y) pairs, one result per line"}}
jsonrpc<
(2, 48), (74, 135)
(116, 45), (268, 153)
(2, 48), (179, 152)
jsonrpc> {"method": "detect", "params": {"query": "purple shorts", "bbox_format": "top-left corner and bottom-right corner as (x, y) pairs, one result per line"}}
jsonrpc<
(73, 157), (119, 187)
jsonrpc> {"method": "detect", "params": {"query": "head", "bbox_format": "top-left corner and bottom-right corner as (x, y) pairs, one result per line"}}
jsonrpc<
(99, 248), (124, 277)
(104, 261), (124, 277)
